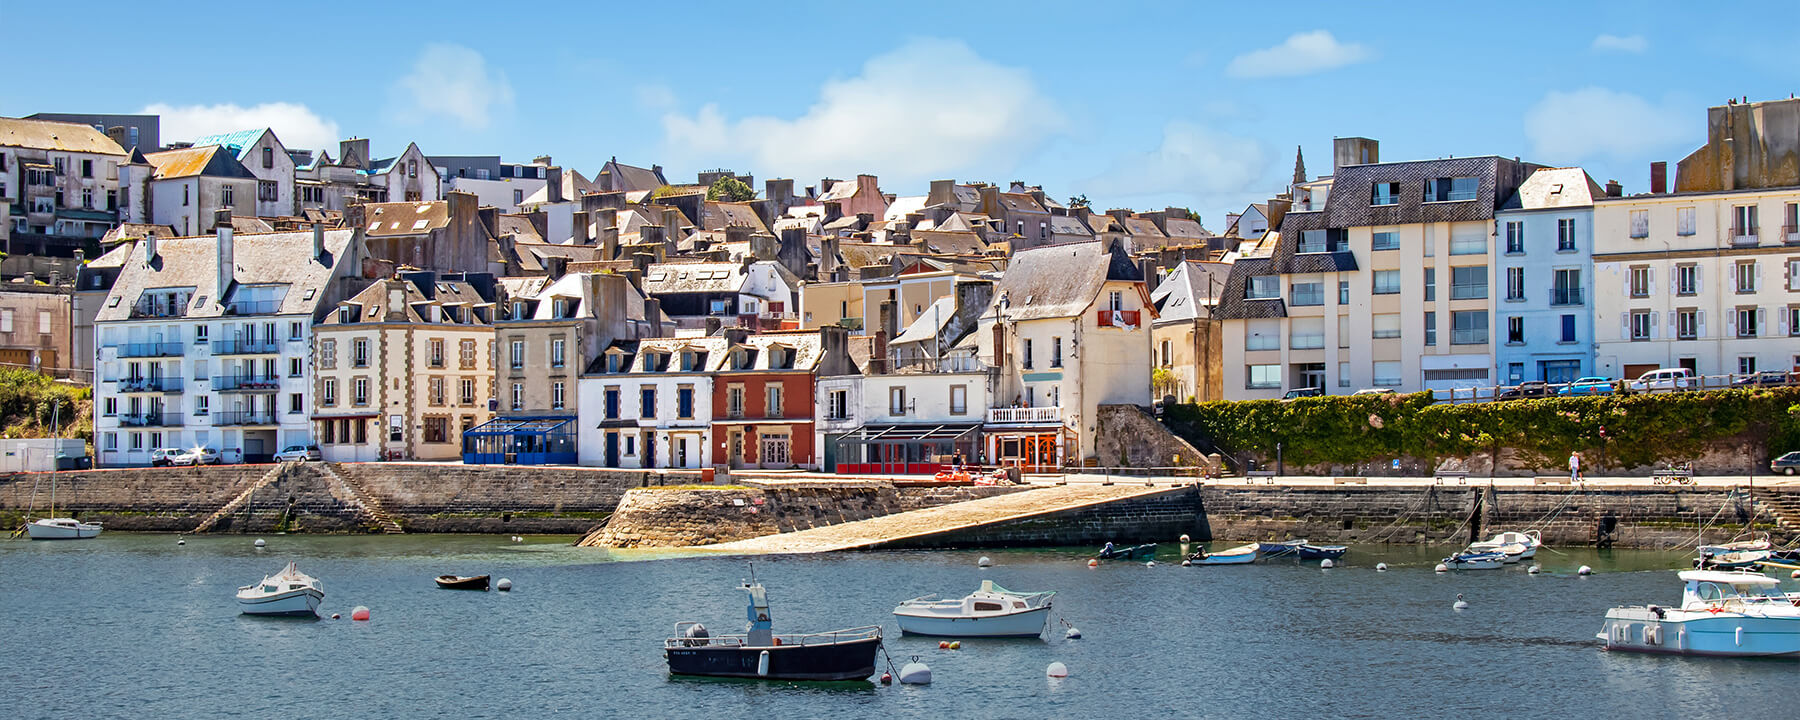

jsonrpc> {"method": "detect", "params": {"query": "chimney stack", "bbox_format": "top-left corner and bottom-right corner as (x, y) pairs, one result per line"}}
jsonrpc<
(312, 223), (325, 259)
(144, 234), (159, 264)
(572, 210), (591, 245)
(1605, 180), (1623, 198)
(545, 166), (565, 204)
(216, 209), (235, 294)
(1650, 162), (1668, 194)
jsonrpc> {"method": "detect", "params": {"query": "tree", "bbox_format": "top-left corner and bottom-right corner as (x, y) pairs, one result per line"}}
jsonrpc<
(1067, 194), (1090, 209)
(707, 176), (756, 202)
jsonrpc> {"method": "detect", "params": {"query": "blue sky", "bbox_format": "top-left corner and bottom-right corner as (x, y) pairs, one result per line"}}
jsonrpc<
(4, 1), (1795, 227)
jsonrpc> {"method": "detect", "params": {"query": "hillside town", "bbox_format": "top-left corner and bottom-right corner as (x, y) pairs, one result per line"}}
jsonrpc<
(4, 96), (1799, 472)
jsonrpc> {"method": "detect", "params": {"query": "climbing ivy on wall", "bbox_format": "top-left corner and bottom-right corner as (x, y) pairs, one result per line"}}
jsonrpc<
(1163, 388), (1800, 470)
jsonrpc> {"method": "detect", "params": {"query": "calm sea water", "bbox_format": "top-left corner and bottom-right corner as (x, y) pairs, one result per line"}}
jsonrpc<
(2, 535), (1796, 719)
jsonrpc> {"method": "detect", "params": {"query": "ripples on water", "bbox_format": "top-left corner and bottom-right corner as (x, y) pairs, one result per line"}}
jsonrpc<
(2, 536), (1797, 718)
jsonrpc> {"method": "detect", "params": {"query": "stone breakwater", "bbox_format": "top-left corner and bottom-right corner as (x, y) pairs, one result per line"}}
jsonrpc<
(581, 480), (1026, 547)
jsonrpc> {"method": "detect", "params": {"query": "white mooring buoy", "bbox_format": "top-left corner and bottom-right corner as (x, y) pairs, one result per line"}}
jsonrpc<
(1528, 565), (1541, 575)
(253, 538), (266, 548)
(1065, 626), (1082, 640)
(978, 556), (993, 568)
(1435, 563), (1449, 573)
(1791, 569), (1800, 580)
(496, 578), (513, 591)
(1145, 560), (1156, 567)
(1179, 534), (1191, 543)
(1320, 559), (1334, 569)
(1578, 565), (1594, 576)
(176, 538), (186, 546)
(898, 661), (932, 685)
(1453, 594), (1469, 610)
(1375, 563), (1388, 572)
(1046, 662), (1069, 678)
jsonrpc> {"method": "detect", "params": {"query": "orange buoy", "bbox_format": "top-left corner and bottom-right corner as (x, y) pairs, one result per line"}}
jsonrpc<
(351, 606), (371, 621)
(938, 641), (949, 649)
(1087, 559), (1099, 568)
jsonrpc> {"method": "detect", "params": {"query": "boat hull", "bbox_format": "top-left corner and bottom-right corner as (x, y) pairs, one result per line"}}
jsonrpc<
(894, 605), (1050, 638)
(435, 575), (490, 591)
(25, 520), (102, 540)
(1098, 543), (1157, 560)
(1189, 552), (1257, 565)
(1296, 545), (1347, 560)
(665, 636), (880, 681)
(237, 588), (324, 617)
(1600, 610), (1800, 658)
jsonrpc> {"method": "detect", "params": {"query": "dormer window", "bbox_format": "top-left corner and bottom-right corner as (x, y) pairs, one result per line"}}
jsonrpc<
(337, 306), (355, 324)
(680, 351), (695, 372)
(731, 349), (750, 370)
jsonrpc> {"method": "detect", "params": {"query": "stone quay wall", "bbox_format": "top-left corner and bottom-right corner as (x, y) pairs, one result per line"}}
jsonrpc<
(878, 485), (1205, 549)
(586, 482), (1024, 548)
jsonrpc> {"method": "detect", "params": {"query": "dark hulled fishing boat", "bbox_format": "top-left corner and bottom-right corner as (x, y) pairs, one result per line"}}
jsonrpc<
(435, 574), (491, 590)
(664, 572), (881, 682)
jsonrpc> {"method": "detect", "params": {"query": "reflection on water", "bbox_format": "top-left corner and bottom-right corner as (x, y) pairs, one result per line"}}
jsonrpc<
(2, 535), (1796, 718)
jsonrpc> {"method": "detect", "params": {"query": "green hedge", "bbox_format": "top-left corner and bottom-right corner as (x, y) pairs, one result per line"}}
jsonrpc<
(0, 368), (90, 439)
(1164, 388), (1800, 470)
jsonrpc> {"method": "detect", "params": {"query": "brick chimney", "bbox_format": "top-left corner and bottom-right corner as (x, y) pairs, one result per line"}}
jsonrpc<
(1650, 162), (1668, 194)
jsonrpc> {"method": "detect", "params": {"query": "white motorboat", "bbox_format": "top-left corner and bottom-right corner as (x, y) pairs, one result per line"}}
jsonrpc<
(892, 580), (1054, 638)
(1468, 530), (1539, 560)
(1598, 570), (1800, 658)
(1697, 534), (1771, 556)
(25, 517), (103, 540)
(1441, 551), (1509, 570)
(236, 562), (324, 617)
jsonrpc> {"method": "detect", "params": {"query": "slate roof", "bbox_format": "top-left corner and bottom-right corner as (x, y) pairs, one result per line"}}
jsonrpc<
(0, 117), (126, 155)
(595, 336), (730, 375)
(97, 228), (357, 322)
(1211, 256), (1288, 320)
(884, 195), (927, 221)
(643, 262), (745, 295)
(819, 180), (859, 202)
(1048, 215), (1093, 237)
(912, 230), (987, 255)
(1163, 217), (1210, 241)
(893, 295), (956, 344)
(600, 159), (667, 193)
(321, 277), (493, 326)
(713, 332), (824, 373)
(100, 223), (178, 247)
(990, 241), (1141, 321)
(1322, 156), (1538, 227)
(1500, 167), (1606, 211)
(363, 201), (449, 237)
(998, 193), (1047, 214)
(144, 145), (256, 180)
(495, 214), (542, 242)
(701, 201), (770, 233)
(1149, 261), (1230, 323)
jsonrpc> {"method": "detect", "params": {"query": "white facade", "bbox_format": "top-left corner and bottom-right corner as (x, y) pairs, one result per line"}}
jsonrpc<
(240, 131), (295, 218)
(578, 340), (719, 469)
(443, 176), (545, 214)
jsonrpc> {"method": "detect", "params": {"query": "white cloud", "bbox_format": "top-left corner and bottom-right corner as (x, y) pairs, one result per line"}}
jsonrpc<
(389, 44), (514, 129)
(142, 102), (341, 151)
(1591, 34), (1648, 53)
(1225, 31), (1372, 78)
(659, 38), (1062, 186)
(1084, 122), (1267, 208)
(1524, 87), (1688, 162)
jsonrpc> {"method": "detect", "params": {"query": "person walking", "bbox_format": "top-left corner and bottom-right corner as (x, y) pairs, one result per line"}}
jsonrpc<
(1569, 451), (1583, 483)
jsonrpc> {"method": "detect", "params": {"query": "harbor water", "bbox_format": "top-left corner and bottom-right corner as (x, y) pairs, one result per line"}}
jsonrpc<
(3, 535), (1798, 718)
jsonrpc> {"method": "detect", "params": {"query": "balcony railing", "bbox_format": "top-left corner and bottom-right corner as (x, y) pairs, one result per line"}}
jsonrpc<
(212, 375), (282, 392)
(115, 376), (183, 393)
(211, 411), (278, 426)
(116, 342), (184, 358)
(118, 412), (182, 427)
(1097, 310), (1140, 328)
(1785, 224), (1799, 244)
(1730, 225), (1759, 244)
(129, 302), (187, 319)
(1551, 288), (1584, 306)
(225, 299), (282, 316)
(212, 339), (282, 355)
(986, 406), (1063, 425)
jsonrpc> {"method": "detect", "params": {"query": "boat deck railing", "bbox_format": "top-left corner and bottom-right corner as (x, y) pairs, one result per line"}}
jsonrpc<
(665, 625), (883, 649)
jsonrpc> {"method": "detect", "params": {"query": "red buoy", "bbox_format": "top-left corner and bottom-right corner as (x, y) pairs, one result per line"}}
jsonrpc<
(351, 606), (371, 621)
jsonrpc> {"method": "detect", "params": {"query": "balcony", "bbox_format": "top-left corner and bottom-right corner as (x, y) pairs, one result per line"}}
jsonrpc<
(115, 377), (183, 393)
(211, 411), (278, 427)
(130, 301), (188, 319)
(986, 406), (1063, 425)
(116, 342), (184, 358)
(212, 339), (282, 356)
(1551, 288), (1584, 306)
(118, 413), (182, 428)
(1785, 224), (1799, 245)
(225, 299), (282, 316)
(1096, 310), (1140, 328)
(1730, 225), (1759, 245)
(213, 375), (282, 393)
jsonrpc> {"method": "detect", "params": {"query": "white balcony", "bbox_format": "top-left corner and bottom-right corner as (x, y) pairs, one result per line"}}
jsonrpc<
(985, 406), (1063, 425)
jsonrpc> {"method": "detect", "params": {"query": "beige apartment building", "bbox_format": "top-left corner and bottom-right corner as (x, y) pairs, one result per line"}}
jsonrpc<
(313, 272), (499, 461)
(493, 271), (652, 421)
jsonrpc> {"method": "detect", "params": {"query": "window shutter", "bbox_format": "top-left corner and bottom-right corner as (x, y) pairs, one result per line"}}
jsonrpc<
(1649, 312), (1659, 339)
(1781, 309), (1791, 336)
(1727, 310), (1737, 335)
(1647, 268), (1655, 293)
(1668, 312), (1678, 333)
(1619, 313), (1630, 339)
(1670, 274), (1678, 295)
(1622, 273), (1631, 295)
(1698, 310), (1707, 338)
(1695, 272), (1703, 295)
(1758, 308), (1767, 330)
(1753, 262), (1761, 292)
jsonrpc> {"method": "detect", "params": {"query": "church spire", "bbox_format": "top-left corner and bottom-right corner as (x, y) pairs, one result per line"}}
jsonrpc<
(1292, 145), (1307, 185)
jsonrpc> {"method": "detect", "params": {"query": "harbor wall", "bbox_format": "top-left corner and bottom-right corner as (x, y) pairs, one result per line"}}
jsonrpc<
(584, 481), (1026, 548)
(879, 484), (1205, 549)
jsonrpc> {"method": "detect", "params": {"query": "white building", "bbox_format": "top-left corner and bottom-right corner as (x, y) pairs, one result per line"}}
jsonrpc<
(0, 117), (127, 255)
(124, 145), (259, 236)
(91, 214), (365, 465)
(578, 336), (723, 469)
(431, 155), (551, 213)
(190, 128), (296, 218)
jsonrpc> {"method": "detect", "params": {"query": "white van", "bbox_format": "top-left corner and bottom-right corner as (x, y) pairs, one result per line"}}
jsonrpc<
(1630, 368), (1694, 392)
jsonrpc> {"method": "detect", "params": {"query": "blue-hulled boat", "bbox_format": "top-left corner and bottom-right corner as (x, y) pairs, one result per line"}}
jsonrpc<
(1187, 543), (1259, 566)
(1256, 539), (1305, 558)
(1296, 543), (1348, 560)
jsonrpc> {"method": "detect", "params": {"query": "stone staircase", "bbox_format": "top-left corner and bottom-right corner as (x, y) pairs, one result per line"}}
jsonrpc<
(1752, 487), (1800, 538)
(321, 463), (404, 534)
(191, 463), (290, 533)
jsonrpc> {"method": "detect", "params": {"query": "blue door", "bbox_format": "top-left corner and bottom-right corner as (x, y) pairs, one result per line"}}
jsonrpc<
(604, 431), (619, 467)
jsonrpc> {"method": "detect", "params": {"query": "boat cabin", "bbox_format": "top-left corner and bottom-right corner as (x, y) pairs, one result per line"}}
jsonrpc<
(1678, 570), (1790, 611)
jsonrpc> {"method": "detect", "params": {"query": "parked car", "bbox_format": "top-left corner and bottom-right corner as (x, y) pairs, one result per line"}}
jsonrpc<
(273, 445), (322, 462)
(1497, 381), (1555, 401)
(1731, 370), (1793, 388)
(218, 448), (244, 464)
(183, 447), (225, 465)
(1281, 387), (1324, 401)
(1629, 368), (1694, 392)
(1352, 388), (1396, 396)
(1773, 451), (1800, 476)
(148, 448), (179, 467)
(1558, 377), (1615, 396)
(166, 448), (199, 466)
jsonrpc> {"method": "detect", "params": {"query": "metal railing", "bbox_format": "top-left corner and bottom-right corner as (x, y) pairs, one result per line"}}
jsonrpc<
(115, 376), (183, 393)
(1551, 288), (1584, 306)
(1428, 371), (1797, 405)
(225, 299), (282, 316)
(212, 339), (282, 355)
(213, 375), (282, 392)
(1730, 225), (1759, 244)
(1784, 224), (1799, 244)
(987, 406), (1063, 424)
(211, 411), (278, 426)
(129, 302), (187, 319)
(119, 412), (182, 427)
(116, 342), (184, 358)
(663, 625), (882, 649)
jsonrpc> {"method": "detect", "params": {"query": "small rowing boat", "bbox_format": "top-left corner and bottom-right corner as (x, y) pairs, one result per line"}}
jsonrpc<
(1187, 543), (1258, 566)
(435, 574), (491, 591)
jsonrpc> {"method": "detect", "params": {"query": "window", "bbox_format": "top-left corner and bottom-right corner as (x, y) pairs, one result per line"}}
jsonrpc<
(429, 377), (445, 406)
(1561, 314), (1578, 343)
(951, 385), (968, 415)
(1677, 206), (1696, 236)
(510, 340), (525, 369)
(550, 338), (565, 369)
(1736, 307), (1761, 338)
(511, 383), (523, 411)
(1298, 230), (1329, 253)
(1630, 310), (1654, 341)
(640, 387), (655, 418)
(319, 339), (335, 369)
(1503, 222), (1523, 254)
(1371, 313), (1401, 339)
(1050, 337), (1063, 367)
(1557, 218), (1577, 251)
(1246, 276), (1280, 299)
(408, 160), (417, 178)
(1449, 230), (1486, 256)
(37, 310), (50, 334)
(551, 381), (565, 410)
(1424, 312), (1437, 346)
(289, 393), (303, 414)
(1508, 363), (1524, 383)
(1338, 315), (1350, 347)
(103, 397), (116, 416)
(105, 433), (117, 451)
(1245, 320), (1280, 351)
(826, 390), (848, 420)
(81, 188), (93, 209)
(288, 357), (302, 377)
(196, 396), (210, 416)
(1735, 262), (1758, 293)
(1371, 230), (1400, 251)
(183, 184), (190, 206)
(1791, 306), (1800, 337)
(1629, 210), (1649, 238)
(1505, 267), (1525, 301)
(677, 386), (694, 419)
(221, 185), (234, 207)
(352, 339), (369, 367)
(1290, 281), (1324, 306)
(1021, 338), (1034, 370)
(1732, 205), (1758, 239)
(131, 432), (143, 451)
(889, 387), (907, 416)
(1338, 362), (1350, 388)
(1451, 310), (1488, 344)
(766, 385), (783, 416)
(80, 158), (93, 178)
(513, 189), (523, 204)
(1425, 177), (1479, 202)
(1786, 203), (1799, 239)
(389, 415), (404, 443)
(1338, 281), (1350, 305)
(258, 181), (277, 201)
(1372, 270), (1401, 295)
(354, 378), (369, 405)
(422, 417), (448, 444)
(1676, 310), (1698, 340)
(1739, 356), (1758, 375)
(1371, 182), (1400, 206)
(1372, 361), (1402, 387)
(1506, 316), (1524, 344)
(1247, 364), (1280, 389)
(429, 339), (444, 368)
(1677, 265), (1698, 296)
(603, 388), (620, 419)
(1290, 318), (1324, 349)
(728, 386), (745, 418)
(1629, 266), (1651, 297)
(0, 309), (11, 332)
(1159, 339), (1172, 367)
(1552, 269), (1583, 305)
(1450, 266), (1487, 300)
